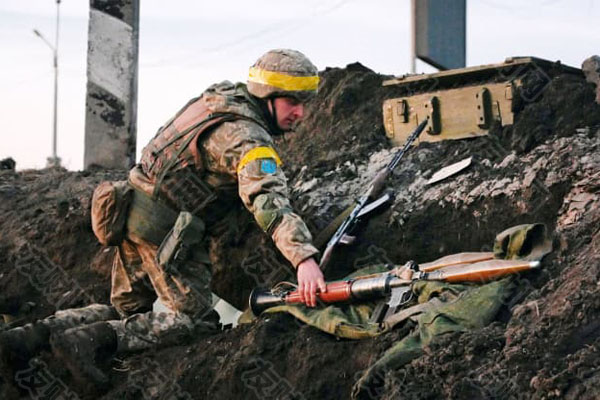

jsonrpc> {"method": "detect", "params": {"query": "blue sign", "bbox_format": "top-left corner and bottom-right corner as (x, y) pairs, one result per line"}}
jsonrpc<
(415, 0), (466, 70)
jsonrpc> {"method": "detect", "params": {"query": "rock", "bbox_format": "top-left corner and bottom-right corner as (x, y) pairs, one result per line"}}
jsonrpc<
(495, 153), (518, 169)
(0, 185), (18, 198)
(576, 127), (591, 135)
(582, 55), (600, 84)
(295, 178), (318, 194)
(581, 55), (600, 103)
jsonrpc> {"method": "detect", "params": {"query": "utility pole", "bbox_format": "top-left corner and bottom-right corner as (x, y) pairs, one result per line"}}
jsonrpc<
(33, 0), (62, 168)
(84, 0), (140, 170)
(410, 0), (416, 74)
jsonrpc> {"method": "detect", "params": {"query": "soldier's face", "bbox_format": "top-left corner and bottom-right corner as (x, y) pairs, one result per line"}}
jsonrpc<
(270, 97), (304, 131)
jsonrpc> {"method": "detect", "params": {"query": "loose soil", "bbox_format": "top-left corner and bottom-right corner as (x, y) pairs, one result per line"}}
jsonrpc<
(1, 61), (599, 399)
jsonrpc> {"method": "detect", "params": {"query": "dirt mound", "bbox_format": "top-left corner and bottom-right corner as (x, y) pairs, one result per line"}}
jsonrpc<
(0, 62), (599, 399)
(278, 63), (391, 169)
(0, 168), (126, 324)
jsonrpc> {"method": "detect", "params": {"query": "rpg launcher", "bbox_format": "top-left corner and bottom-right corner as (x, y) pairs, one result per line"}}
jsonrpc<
(319, 117), (429, 271)
(249, 252), (540, 323)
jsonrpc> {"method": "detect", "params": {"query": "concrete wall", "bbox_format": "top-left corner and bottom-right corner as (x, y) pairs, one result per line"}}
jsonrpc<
(84, 0), (139, 170)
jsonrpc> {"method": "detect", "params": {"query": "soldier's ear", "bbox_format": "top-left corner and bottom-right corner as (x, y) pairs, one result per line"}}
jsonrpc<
(266, 98), (274, 115)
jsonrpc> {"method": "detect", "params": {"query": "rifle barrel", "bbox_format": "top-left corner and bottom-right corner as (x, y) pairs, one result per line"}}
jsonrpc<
(319, 118), (429, 271)
(388, 118), (429, 171)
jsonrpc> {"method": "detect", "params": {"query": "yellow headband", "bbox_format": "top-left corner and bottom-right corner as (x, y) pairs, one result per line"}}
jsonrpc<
(248, 67), (319, 92)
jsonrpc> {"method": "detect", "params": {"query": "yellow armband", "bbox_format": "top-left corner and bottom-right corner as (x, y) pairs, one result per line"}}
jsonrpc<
(237, 146), (282, 175)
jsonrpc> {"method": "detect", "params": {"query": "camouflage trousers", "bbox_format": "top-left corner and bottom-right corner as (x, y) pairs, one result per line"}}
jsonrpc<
(105, 232), (215, 351)
(36, 304), (198, 353)
(33, 231), (215, 354)
(39, 303), (120, 332)
(28, 231), (214, 355)
(110, 232), (213, 319)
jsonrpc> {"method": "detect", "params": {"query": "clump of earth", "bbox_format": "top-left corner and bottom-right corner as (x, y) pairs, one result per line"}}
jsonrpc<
(1, 60), (599, 399)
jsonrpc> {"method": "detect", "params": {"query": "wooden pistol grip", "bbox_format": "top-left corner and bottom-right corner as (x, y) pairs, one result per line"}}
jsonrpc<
(368, 170), (388, 199)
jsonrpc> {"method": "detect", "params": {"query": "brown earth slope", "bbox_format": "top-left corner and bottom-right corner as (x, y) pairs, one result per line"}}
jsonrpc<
(0, 62), (599, 399)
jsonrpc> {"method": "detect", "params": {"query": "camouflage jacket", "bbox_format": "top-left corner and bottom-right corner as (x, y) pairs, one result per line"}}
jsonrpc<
(130, 81), (318, 268)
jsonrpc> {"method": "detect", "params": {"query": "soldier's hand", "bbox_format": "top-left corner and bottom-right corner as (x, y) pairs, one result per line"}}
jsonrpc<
(297, 258), (327, 307)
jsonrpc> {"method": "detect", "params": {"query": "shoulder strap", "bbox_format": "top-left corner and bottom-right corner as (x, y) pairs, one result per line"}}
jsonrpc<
(151, 112), (234, 199)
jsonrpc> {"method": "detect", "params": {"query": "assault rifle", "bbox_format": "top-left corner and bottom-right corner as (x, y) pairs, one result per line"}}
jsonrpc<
(319, 118), (429, 271)
(250, 252), (540, 324)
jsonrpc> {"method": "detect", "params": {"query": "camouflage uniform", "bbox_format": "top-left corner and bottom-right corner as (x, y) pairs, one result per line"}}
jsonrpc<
(99, 79), (319, 350)
(0, 51), (320, 382)
(100, 50), (321, 351)
(21, 304), (119, 333)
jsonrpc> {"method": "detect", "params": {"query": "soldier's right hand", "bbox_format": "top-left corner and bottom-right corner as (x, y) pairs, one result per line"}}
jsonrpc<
(296, 258), (327, 307)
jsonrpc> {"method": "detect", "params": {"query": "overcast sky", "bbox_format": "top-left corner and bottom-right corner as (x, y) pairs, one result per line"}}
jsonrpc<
(1, 0), (598, 170)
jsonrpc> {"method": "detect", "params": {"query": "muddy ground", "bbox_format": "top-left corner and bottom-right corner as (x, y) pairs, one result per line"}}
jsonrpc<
(1, 61), (599, 399)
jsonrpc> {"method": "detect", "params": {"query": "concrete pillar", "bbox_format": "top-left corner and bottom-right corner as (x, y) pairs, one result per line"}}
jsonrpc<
(84, 0), (139, 170)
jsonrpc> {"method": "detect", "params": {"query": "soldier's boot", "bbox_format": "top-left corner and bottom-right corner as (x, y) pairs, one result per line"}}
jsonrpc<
(0, 303), (119, 362)
(0, 322), (51, 366)
(0, 322), (51, 389)
(49, 321), (117, 386)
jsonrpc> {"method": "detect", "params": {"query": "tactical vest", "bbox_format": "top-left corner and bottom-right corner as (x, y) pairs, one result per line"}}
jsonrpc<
(138, 84), (269, 215)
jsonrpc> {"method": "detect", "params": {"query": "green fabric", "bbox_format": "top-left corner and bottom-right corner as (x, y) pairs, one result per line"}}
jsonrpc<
(254, 223), (551, 398)
(156, 211), (207, 268)
(493, 223), (552, 261)
(264, 264), (388, 339)
(126, 189), (210, 264)
(352, 278), (514, 399)
(262, 223), (550, 339)
(126, 188), (179, 246)
(263, 273), (512, 340)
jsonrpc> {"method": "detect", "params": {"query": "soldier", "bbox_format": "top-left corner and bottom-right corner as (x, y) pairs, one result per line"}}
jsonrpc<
(0, 49), (326, 386)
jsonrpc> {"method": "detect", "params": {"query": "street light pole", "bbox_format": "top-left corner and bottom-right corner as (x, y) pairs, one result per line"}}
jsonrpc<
(33, 0), (61, 168)
(51, 0), (60, 167)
